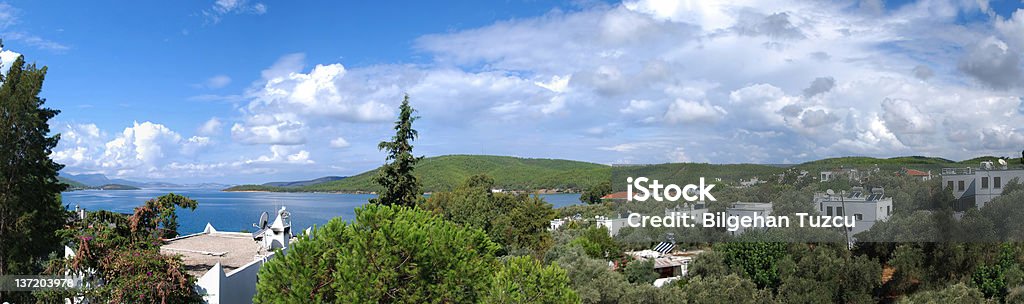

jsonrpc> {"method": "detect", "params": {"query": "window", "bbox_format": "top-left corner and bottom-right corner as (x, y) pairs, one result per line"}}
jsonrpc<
(948, 181), (954, 189)
(826, 206), (833, 216)
(958, 180), (965, 191)
(836, 207), (844, 216)
(982, 177), (989, 189)
(887, 206), (891, 215)
(995, 177), (1002, 189)
(854, 214), (863, 221)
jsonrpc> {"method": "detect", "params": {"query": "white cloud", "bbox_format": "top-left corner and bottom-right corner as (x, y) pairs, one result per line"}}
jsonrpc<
(231, 120), (306, 145)
(0, 4), (67, 52)
(664, 98), (726, 124)
(57, 0), (1024, 181)
(958, 36), (1021, 89)
(203, 0), (267, 24)
(203, 75), (232, 89)
(329, 137), (350, 148)
(994, 9), (1024, 51)
(198, 117), (222, 135)
(667, 147), (690, 163)
(2, 32), (68, 52)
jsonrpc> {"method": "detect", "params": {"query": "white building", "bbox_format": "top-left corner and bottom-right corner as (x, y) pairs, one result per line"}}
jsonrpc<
(815, 187), (892, 239)
(941, 161), (1024, 209)
(158, 206), (294, 304)
(664, 202), (709, 219)
(726, 202), (774, 235)
(595, 216), (629, 237)
(820, 167), (877, 183)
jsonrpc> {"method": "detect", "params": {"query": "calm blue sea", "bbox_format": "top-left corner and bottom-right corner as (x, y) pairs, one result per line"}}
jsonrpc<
(61, 189), (582, 235)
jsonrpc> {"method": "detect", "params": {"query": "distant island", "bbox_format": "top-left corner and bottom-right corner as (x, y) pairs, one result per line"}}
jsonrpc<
(97, 184), (140, 190)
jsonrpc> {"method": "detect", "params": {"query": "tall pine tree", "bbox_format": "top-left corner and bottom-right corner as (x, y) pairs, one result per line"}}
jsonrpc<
(0, 48), (67, 287)
(369, 94), (423, 207)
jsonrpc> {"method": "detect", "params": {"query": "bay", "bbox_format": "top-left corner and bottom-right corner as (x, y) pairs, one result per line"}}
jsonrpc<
(61, 189), (582, 235)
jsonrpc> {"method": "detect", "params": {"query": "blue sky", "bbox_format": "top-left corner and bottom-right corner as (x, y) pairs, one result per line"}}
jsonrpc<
(1, 0), (1023, 183)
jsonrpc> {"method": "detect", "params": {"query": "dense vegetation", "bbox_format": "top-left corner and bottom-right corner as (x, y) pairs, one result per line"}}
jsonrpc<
(256, 97), (576, 303)
(38, 194), (203, 303)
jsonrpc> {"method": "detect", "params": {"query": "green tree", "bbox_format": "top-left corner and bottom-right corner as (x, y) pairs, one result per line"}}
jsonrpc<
(0, 49), (67, 301)
(425, 174), (556, 254)
(369, 94), (423, 207)
(676, 274), (774, 304)
(580, 181), (612, 204)
(623, 259), (658, 285)
(483, 256), (578, 304)
(899, 283), (986, 303)
(569, 226), (621, 259)
(716, 241), (788, 289)
(255, 204), (500, 303)
(129, 193), (199, 239)
(543, 244), (631, 303)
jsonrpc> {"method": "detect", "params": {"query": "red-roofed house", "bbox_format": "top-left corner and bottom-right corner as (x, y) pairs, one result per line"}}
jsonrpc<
(902, 168), (932, 181)
(601, 191), (630, 202)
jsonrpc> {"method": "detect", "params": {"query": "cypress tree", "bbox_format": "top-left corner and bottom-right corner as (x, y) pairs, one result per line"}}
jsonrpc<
(0, 48), (67, 288)
(369, 94), (423, 207)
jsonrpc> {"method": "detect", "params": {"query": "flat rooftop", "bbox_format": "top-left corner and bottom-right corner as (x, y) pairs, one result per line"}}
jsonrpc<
(160, 232), (262, 277)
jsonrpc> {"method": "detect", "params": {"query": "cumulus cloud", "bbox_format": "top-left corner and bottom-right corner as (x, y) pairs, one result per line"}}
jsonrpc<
(994, 9), (1024, 51)
(958, 37), (1021, 89)
(329, 137), (350, 148)
(734, 12), (805, 39)
(198, 117), (223, 135)
(664, 98), (727, 123)
(56, 0), (1024, 181)
(802, 76), (835, 97)
(231, 120), (306, 145)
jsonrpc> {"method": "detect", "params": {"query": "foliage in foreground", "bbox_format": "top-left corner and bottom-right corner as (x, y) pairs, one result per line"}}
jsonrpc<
(0, 50), (69, 302)
(38, 194), (202, 304)
(255, 203), (576, 303)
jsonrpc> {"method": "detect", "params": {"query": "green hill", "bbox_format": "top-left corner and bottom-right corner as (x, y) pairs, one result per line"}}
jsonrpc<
(58, 176), (91, 190)
(609, 163), (787, 191)
(301, 155), (611, 193)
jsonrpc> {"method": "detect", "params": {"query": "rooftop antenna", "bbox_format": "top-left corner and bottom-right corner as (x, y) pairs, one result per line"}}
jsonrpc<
(258, 211), (269, 230)
(252, 211), (270, 251)
(999, 158), (1008, 169)
(826, 189), (835, 196)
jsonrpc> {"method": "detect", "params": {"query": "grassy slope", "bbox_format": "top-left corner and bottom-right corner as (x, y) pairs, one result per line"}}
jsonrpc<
(301, 155), (611, 193)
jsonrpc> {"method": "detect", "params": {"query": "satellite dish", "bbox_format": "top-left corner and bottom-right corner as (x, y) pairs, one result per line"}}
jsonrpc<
(999, 159), (1007, 166)
(826, 189), (835, 196)
(258, 211), (269, 230)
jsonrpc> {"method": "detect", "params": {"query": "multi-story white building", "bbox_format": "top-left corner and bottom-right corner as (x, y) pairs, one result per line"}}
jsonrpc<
(595, 215), (630, 237)
(941, 161), (1024, 209)
(814, 187), (892, 238)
